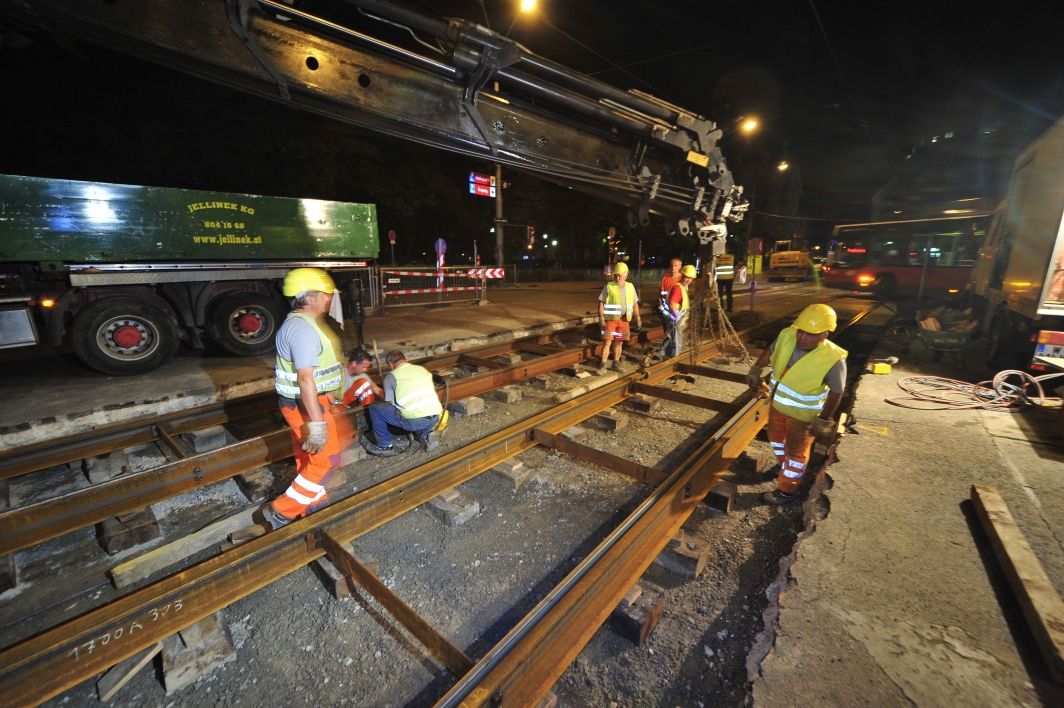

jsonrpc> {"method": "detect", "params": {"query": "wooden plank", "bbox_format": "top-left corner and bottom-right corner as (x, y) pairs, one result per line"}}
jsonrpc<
(320, 532), (473, 678)
(631, 382), (741, 414)
(457, 354), (509, 370)
(109, 506), (259, 589)
(155, 424), (187, 460)
(533, 429), (667, 486)
(553, 374), (619, 403)
(971, 483), (1064, 684)
(96, 641), (163, 701)
(675, 363), (748, 385)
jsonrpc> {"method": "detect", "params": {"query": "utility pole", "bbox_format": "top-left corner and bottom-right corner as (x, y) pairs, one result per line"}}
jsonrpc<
(494, 162), (504, 266)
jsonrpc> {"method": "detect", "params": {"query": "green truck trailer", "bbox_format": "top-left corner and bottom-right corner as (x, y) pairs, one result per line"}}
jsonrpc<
(0, 174), (378, 375)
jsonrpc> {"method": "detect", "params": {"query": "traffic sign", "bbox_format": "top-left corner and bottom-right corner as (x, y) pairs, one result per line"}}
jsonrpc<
(467, 268), (506, 279)
(388, 229), (396, 244)
(469, 172), (496, 185)
(469, 183), (496, 198)
(434, 238), (447, 255)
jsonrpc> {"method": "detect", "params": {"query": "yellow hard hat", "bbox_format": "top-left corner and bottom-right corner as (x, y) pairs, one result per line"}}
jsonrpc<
(681, 264), (697, 278)
(612, 262), (629, 275)
(793, 303), (837, 333)
(282, 267), (338, 297)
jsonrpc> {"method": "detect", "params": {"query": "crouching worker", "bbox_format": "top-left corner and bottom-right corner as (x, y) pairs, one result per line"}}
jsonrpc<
(747, 304), (846, 505)
(361, 350), (443, 456)
(341, 348), (383, 408)
(263, 268), (345, 530)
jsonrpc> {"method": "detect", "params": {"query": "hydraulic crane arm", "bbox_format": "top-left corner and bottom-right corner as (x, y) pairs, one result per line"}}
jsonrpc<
(0, 0), (745, 238)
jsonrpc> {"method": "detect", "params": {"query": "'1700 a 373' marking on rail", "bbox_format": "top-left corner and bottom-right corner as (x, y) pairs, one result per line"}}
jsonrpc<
(68, 598), (183, 661)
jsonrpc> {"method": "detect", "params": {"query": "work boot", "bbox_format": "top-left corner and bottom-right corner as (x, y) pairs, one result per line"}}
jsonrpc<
(610, 360), (623, 372)
(360, 435), (398, 457)
(763, 489), (797, 505)
(262, 503), (292, 530)
(596, 359), (608, 373)
(418, 430), (439, 453)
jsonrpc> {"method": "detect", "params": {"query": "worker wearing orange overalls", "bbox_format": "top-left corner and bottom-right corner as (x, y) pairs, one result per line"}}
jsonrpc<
(341, 348), (383, 407)
(746, 304), (846, 504)
(263, 268), (347, 530)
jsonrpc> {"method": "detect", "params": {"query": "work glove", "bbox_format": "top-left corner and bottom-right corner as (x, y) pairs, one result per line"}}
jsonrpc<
(302, 420), (329, 455)
(746, 365), (765, 391)
(598, 314), (606, 330)
(633, 315), (643, 332)
(810, 416), (835, 438)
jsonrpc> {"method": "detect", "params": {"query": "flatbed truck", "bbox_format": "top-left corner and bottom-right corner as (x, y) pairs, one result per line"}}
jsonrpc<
(0, 174), (378, 375)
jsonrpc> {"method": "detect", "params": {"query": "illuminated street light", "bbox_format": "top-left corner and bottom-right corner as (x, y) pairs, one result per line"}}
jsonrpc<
(551, 240), (557, 246)
(742, 119), (758, 133)
(778, 161), (789, 171)
(521, 0), (536, 10)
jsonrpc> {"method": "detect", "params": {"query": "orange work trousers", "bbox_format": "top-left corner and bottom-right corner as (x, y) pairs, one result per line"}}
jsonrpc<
(766, 405), (814, 495)
(271, 394), (342, 521)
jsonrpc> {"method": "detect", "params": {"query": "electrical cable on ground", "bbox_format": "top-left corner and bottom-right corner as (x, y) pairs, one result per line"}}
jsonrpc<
(885, 370), (1064, 411)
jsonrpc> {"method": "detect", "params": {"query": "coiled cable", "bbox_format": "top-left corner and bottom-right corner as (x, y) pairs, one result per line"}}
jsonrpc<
(885, 370), (1064, 411)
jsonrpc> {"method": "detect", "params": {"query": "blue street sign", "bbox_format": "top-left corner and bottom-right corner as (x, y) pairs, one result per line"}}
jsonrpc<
(435, 238), (447, 255)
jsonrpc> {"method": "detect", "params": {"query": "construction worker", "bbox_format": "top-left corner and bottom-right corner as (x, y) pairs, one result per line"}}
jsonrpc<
(747, 304), (846, 505)
(598, 261), (642, 372)
(361, 350), (443, 456)
(658, 264), (697, 360)
(340, 348), (382, 408)
(715, 251), (735, 312)
(263, 268), (346, 530)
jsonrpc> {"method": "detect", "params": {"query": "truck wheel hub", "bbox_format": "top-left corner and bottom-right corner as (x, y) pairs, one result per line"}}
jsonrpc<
(112, 324), (144, 348)
(237, 313), (262, 334)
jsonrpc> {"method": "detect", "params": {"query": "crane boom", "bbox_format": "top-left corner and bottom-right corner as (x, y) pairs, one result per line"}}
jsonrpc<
(0, 0), (745, 239)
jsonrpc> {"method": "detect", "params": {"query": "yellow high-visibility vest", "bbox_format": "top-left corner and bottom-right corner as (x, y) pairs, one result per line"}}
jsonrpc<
(390, 362), (443, 419)
(716, 254), (735, 280)
(768, 327), (847, 423)
(603, 281), (636, 321)
(275, 313), (342, 398)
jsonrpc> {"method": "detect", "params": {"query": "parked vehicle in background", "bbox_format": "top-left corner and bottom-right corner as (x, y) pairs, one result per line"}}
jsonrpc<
(822, 214), (988, 300)
(766, 251), (812, 282)
(971, 116), (1064, 370)
(0, 174), (378, 375)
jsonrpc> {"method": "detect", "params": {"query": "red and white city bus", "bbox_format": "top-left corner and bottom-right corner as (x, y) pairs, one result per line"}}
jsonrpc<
(822, 214), (990, 299)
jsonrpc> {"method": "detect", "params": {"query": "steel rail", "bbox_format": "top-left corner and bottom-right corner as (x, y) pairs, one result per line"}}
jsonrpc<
(0, 327), (645, 556)
(0, 318), (777, 708)
(0, 324), (595, 481)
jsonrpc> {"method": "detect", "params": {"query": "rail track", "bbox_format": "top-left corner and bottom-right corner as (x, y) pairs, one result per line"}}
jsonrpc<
(0, 294), (872, 707)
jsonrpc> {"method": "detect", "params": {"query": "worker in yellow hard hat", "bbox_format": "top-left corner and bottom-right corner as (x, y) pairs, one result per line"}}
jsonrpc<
(597, 261), (642, 372)
(746, 303), (847, 504)
(263, 268), (349, 529)
(654, 264), (697, 361)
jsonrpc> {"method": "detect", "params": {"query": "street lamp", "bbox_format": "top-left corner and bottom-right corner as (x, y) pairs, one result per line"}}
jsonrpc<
(778, 161), (789, 171)
(521, 0), (536, 10)
(742, 119), (758, 133)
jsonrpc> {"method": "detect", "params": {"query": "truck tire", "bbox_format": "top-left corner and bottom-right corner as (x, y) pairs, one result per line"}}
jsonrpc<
(206, 291), (285, 357)
(71, 296), (180, 376)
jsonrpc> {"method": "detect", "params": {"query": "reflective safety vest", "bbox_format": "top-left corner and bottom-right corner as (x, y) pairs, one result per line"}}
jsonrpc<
(275, 313), (342, 398)
(660, 282), (689, 322)
(716, 254), (735, 280)
(390, 362), (443, 419)
(343, 371), (376, 407)
(768, 327), (847, 422)
(603, 281), (637, 321)
(660, 273), (681, 300)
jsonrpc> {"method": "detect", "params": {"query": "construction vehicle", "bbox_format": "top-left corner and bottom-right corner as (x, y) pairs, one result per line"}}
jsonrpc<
(971, 117), (1064, 371)
(0, 174), (378, 375)
(766, 250), (812, 282)
(0, 0), (745, 248)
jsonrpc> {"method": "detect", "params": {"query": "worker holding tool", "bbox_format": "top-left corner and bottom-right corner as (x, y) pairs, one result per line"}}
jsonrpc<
(747, 303), (847, 505)
(361, 350), (444, 456)
(656, 264), (697, 361)
(659, 258), (683, 314)
(340, 348), (382, 408)
(598, 261), (642, 372)
(715, 251), (735, 312)
(263, 268), (347, 530)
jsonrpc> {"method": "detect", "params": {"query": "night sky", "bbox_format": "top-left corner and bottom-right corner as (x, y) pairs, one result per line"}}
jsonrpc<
(3, 0), (1064, 260)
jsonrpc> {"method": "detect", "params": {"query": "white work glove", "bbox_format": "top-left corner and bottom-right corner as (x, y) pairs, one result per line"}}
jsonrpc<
(746, 365), (765, 391)
(810, 417), (835, 438)
(302, 421), (329, 455)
